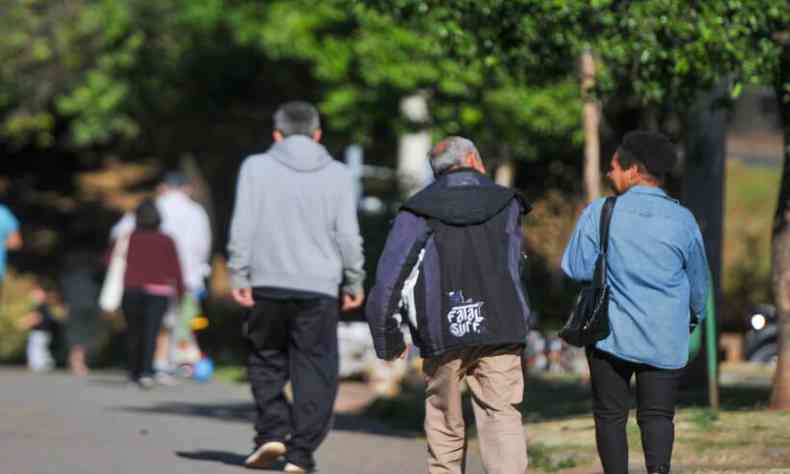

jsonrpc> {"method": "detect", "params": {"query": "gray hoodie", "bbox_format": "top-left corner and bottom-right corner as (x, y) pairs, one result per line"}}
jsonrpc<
(227, 135), (365, 297)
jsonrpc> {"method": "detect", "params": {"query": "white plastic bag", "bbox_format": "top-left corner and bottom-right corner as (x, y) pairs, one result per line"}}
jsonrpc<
(99, 233), (129, 312)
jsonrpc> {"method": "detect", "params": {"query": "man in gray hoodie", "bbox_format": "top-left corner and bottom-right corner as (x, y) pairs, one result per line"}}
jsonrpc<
(227, 101), (365, 473)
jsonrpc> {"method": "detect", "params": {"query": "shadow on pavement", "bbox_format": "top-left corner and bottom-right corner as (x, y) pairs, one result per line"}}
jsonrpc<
(116, 402), (255, 423)
(112, 371), (772, 442)
(333, 413), (417, 437)
(175, 450), (247, 467)
(115, 402), (418, 438)
(88, 378), (133, 387)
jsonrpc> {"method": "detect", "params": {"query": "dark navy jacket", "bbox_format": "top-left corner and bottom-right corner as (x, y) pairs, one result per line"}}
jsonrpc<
(365, 169), (532, 360)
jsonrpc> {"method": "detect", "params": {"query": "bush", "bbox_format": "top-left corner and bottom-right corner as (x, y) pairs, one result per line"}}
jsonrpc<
(0, 271), (39, 362)
(196, 296), (249, 365)
(522, 190), (585, 329)
(721, 160), (780, 326)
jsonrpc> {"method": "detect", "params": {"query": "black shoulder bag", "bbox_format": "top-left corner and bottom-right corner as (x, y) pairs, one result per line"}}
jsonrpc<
(559, 196), (617, 347)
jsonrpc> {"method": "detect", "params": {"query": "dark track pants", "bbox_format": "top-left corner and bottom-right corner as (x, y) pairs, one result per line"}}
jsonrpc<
(244, 292), (339, 470)
(121, 289), (168, 380)
(587, 348), (683, 474)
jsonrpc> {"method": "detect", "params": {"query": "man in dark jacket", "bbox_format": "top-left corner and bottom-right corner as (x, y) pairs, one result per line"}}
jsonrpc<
(365, 136), (530, 474)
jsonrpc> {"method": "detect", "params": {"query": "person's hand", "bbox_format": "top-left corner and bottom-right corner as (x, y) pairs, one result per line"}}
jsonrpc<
(232, 288), (255, 308)
(397, 345), (410, 360)
(341, 292), (364, 312)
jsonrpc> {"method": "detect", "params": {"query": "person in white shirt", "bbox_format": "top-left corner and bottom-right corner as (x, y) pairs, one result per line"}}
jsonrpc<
(110, 172), (212, 380)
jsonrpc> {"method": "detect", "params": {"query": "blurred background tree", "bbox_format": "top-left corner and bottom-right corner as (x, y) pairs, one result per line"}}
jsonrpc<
(0, 0), (788, 405)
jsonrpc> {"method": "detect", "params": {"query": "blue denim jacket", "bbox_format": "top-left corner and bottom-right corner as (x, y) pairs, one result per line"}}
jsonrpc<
(561, 186), (709, 369)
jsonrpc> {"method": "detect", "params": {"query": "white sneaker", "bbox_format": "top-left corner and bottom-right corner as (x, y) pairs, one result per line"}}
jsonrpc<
(137, 376), (155, 390)
(244, 441), (286, 469)
(284, 462), (308, 473)
(155, 372), (178, 386)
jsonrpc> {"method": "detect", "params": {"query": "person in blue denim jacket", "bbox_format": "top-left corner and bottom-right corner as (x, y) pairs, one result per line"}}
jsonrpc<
(562, 131), (709, 474)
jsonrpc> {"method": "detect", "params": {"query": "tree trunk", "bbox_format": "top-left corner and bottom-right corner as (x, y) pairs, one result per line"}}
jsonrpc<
(681, 83), (728, 402)
(495, 144), (515, 188)
(495, 161), (515, 187)
(770, 43), (790, 410)
(581, 49), (601, 203)
(683, 84), (727, 304)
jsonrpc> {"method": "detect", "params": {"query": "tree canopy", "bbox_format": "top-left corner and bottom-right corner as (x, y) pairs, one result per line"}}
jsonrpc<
(365, 0), (787, 105)
(0, 0), (585, 167)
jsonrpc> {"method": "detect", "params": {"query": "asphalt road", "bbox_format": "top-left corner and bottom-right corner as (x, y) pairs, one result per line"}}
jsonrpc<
(0, 368), (487, 474)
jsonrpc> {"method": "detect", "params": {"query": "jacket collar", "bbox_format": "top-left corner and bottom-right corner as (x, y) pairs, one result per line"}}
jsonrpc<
(435, 168), (492, 188)
(625, 185), (677, 202)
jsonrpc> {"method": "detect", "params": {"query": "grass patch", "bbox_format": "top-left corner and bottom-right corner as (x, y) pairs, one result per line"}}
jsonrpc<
(356, 363), (789, 473)
(722, 160), (781, 322)
(687, 407), (720, 431)
(213, 364), (247, 384)
(528, 442), (579, 472)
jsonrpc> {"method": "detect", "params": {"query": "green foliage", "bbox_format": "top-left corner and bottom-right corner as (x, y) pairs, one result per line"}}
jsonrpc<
(0, 1), (145, 146)
(592, 1), (787, 104)
(1, 0), (787, 153)
(0, 0), (583, 162)
(365, 0), (789, 107)
(224, 0), (582, 155)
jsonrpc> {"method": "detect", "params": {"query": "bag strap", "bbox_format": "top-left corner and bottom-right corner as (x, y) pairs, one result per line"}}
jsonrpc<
(599, 197), (617, 254)
(113, 233), (131, 260)
(594, 196), (617, 287)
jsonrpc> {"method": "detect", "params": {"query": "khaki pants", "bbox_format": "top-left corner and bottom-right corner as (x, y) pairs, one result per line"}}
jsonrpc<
(423, 344), (528, 474)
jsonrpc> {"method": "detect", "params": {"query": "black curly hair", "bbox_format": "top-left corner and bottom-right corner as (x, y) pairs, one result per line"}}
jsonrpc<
(617, 131), (678, 181)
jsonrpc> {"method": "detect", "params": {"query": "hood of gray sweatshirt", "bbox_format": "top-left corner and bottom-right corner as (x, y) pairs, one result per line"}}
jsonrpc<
(268, 135), (333, 172)
(226, 135), (365, 298)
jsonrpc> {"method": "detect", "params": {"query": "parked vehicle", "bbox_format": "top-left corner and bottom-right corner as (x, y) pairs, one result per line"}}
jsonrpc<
(744, 304), (778, 364)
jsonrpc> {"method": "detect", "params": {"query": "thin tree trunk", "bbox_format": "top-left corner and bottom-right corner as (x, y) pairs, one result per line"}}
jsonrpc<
(397, 93), (432, 198)
(495, 144), (515, 187)
(495, 161), (515, 187)
(683, 83), (727, 313)
(581, 49), (601, 203)
(770, 43), (790, 410)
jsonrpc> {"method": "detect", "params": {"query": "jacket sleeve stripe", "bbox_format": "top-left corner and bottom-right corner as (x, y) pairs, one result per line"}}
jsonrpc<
(365, 212), (430, 359)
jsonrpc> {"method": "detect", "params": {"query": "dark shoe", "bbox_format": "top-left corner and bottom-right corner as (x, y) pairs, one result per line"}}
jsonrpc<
(647, 464), (671, 474)
(245, 441), (286, 469)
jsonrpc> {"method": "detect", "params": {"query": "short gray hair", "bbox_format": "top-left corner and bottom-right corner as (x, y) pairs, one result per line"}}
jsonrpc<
(273, 101), (321, 137)
(428, 136), (481, 175)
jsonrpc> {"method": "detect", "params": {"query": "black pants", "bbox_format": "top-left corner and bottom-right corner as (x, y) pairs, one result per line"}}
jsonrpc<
(587, 348), (683, 474)
(245, 291), (339, 470)
(121, 289), (168, 380)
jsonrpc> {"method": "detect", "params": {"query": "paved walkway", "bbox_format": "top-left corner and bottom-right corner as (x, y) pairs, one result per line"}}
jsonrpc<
(0, 368), (486, 474)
